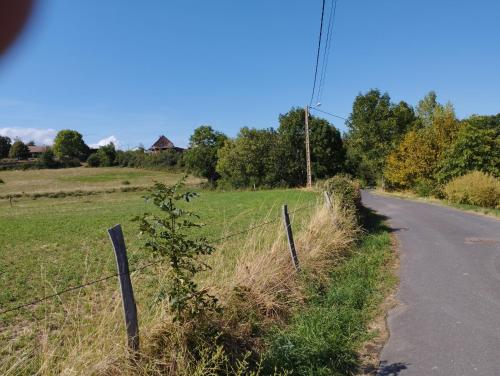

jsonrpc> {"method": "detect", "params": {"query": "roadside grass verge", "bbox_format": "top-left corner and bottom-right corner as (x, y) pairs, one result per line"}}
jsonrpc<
(375, 189), (500, 218)
(262, 205), (396, 375)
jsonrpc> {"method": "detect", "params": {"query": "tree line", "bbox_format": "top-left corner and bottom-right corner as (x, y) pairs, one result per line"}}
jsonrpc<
(183, 108), (344, 188)
(345, 90), (498, 194)
(2, 90), (497, 198)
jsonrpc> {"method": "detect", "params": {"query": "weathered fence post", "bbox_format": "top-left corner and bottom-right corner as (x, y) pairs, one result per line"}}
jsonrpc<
(323, 191), (333, 210)
(282, 205), (300, 271)
(108, 224), (139, 355)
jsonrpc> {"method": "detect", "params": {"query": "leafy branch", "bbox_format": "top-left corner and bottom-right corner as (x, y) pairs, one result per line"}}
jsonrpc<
(135, 177), (219, 322)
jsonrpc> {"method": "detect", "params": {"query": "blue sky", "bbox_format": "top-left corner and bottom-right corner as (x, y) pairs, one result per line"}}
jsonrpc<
(0, 0), (499, 149)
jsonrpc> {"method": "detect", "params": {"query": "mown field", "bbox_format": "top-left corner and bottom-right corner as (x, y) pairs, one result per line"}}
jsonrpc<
(0, 167), (319, 374)
(0, 167), (200, 196)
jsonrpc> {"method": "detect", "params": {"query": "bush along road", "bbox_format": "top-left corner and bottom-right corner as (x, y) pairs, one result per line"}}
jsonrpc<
(363, 191), (500, 376)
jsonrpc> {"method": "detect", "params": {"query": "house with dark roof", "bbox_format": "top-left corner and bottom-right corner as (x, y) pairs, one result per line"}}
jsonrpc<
(28, 145), (49, 158)
(148, 135), (184, 153)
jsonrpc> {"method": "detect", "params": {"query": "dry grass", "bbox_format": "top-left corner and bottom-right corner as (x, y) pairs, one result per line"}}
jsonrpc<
(0, 167), (200, 196)
(1, 195), (357, 375)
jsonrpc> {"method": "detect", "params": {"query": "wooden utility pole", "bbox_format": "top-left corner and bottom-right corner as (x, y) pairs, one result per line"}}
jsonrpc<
(304, 106), (312, 188)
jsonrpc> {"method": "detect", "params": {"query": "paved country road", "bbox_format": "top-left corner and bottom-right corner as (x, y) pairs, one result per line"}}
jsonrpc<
(361, 191), (500, 376)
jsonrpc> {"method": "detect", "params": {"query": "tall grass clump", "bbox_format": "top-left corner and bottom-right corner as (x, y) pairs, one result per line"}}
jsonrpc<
(443, 171), (500, 208)
(262, 182), (395, 375)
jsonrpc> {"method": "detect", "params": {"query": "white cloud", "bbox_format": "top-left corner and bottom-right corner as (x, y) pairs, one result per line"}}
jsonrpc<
(0, 127), (57, 145)
(89, 135), (121, 149)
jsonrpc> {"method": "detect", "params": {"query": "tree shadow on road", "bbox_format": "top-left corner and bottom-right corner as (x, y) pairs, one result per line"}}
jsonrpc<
(359, 205), (392, 235)
(359, 205), (409, 235)
(377, 361), (409, 375)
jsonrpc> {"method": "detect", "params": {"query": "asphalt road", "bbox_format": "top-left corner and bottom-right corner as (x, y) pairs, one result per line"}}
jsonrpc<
(361, 191), (500, 376)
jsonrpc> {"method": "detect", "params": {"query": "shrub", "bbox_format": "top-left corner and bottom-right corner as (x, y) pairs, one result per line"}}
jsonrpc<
(414, 178), (436, 198)
(323, 174), (361, 209)
(0, 178), (4, 184)
(96, 143), (117, 166)
(121, 180), (130, 185)
(59, 156), (81, 168)
(135, 178), (219, 322)
(37, 149), (60, 169)
(86, 153), (100, 167)
(436, 124), (499, 183)
(443, 171), (500, 208)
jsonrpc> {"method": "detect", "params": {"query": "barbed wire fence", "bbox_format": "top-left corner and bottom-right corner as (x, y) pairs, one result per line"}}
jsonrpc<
(0, 196), (332, 353)
(0, 202), (318, 316)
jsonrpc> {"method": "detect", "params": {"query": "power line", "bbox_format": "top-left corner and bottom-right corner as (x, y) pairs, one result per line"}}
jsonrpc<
(309, 106), (349, 122)
(316, 0), (339, 104)
(0, 202), (317, 316)
(309, 0), (327, 106)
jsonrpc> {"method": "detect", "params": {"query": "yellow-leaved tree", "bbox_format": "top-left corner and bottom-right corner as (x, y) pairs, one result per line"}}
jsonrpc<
(384, 108), (461, 189)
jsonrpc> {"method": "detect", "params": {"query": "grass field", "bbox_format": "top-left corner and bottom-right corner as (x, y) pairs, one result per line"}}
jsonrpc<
(0, 168), (319, 374)
(0, 167), (200, 196)
(0, 168), (398, 375)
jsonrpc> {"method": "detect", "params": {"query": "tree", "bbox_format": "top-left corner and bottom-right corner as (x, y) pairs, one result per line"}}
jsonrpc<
(26, 140), (35, 146)
(184, 126), (228, 185)
(86, 153), (100, 167)
(96, 142), (117, 167)
(53, 130), (89, 160)
(216, 127), (279, 188)
(384, 108), (461, 188)
(37, 148), (58, 168)
(277, 107), (345, 186)
(416, 91), (454, 128)
(9, 140), (30, 159)
(0, 136), (12, 158)
(436, 121), (499, 182)
(345, 90), (416, 184)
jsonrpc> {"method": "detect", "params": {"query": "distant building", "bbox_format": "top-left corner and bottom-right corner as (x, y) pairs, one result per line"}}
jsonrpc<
(148, 135), (184, 153)
(28, 145), (48, 158)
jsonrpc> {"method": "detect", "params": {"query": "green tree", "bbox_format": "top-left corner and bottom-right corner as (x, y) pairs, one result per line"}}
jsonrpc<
(436, 120), (499, 182)
(416, 91), (455, 128)
(345, 90), (415, 184)
(216, 127), (279, 188)
(96, 143), (117, 167)
(8, 140), (30, 159)
(0, 136), (12, 158)
(277, 107), (345, 186)
(53, 130), (89, 160)
(86, 153), (100, 167)
(37, 148), (58, 168)
(184, 126), (227, 185)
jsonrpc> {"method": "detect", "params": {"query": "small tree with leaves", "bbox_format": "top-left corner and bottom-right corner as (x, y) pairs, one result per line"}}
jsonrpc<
(136, 178), (219, 322)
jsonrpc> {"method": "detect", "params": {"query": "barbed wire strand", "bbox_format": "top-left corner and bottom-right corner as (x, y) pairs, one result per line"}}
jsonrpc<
(0, 202), (317, 316)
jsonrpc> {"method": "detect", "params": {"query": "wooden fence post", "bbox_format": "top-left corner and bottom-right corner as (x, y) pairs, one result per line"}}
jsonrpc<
(282, 205), (300, 271)
(323, 191), (333, 209)
(108, 224), (140, 355)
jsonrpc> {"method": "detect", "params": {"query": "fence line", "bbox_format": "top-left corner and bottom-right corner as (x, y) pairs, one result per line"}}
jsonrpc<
(0, 202), (317, 316)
